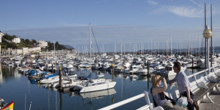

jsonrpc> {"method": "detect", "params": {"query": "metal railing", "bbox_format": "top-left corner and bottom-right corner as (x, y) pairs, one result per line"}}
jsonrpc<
(99, 93), (148, 110)
(99, 64), (220, 110)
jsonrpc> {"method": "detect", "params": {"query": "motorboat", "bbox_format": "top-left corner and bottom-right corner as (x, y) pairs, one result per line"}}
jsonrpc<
(39, 76), (59, 84)
(80, 88), (116, 99)
(74, 78), (116, 93)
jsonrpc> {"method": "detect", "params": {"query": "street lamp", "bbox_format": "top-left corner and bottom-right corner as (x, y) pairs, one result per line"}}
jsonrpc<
(203, 25), (212, 73)
(203, 25), (212, 39)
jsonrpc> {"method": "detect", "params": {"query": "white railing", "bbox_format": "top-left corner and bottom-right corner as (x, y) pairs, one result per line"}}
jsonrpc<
(99, 65), (220, 110)
(99, 93), (149, 110)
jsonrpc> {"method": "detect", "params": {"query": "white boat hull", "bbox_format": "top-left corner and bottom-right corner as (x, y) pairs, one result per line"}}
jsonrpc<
(80, 88), (116, 98)
(80, 81), (116, 93)
(39, 76), (59, 84)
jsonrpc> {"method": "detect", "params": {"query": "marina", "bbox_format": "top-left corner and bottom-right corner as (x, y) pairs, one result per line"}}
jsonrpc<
(1, 1), (220, 110)
(0, 49), (220, 110)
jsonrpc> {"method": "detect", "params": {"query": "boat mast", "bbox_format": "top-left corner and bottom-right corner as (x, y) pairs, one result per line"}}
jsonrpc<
(120, 42), (122, 56)
(204, 3), (207, 69)
(114, 42), (116, 54)
(170, 38), (172, 56)
(54, 42), (55, 57)
(89, 23), (92, 57)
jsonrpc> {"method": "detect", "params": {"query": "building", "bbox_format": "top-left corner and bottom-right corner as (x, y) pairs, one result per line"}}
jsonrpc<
(12, 38), (21, 43)
(37, 40), (48, 48)
(0, 31), (4, 55)
(0, 32), (3, 43)
(11, 47), (41, 55)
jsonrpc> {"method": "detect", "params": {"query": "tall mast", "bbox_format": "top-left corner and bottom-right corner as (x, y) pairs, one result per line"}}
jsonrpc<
(54, 42), (55, 57)
(205, 3), (207, 27)
(120, 42), (122, 56)
(210, 4), (213, 67)
(114, 42), (116, 54)
(204, 3), (207, 69)
(170, 38), (172, 56)
(89, 23), (92, 57)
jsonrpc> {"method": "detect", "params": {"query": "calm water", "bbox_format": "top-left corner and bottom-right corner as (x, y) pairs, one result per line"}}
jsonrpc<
(0, 64), (200, 110)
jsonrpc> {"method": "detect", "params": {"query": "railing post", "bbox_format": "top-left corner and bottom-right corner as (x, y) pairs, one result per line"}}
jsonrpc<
(144, 91), (153, 109)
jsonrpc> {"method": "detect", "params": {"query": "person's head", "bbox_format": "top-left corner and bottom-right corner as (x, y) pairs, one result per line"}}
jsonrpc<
(173, 62), (181, 73)
(152, 75), (162, 87)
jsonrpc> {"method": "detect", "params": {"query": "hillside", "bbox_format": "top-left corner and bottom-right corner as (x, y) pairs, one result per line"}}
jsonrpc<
(1, 33), (72, 51)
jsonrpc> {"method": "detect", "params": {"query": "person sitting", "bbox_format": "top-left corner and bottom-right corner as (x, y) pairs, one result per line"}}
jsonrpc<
(151, 75), (184, 110)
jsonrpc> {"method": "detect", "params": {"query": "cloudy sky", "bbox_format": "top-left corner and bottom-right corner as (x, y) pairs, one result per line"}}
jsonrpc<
(1, 0), (220, 52)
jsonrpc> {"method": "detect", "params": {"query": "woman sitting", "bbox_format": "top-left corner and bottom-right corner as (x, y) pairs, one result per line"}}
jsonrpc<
(151, 75), (184, 110)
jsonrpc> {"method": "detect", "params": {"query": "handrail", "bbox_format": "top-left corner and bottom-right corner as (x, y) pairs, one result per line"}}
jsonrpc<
(187, 65), (219, 79)
(187, 69), (208, 79)
(99, 93), (145, 110)
(99, 65), (220, 110)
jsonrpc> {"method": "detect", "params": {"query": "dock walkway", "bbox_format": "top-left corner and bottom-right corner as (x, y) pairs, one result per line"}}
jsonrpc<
(199, 91), (220, 110)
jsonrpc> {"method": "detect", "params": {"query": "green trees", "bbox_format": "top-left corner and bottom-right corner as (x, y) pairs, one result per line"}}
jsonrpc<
(1, 33), (70, 50)
(46, 41), (67, 50)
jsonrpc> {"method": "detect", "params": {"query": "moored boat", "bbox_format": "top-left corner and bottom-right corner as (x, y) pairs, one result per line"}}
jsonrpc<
(0, 99), (14, 110)
(74, 78), (116, 93)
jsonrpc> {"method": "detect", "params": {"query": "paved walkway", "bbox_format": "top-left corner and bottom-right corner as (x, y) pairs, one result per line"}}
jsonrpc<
(199, 92), (220, 110)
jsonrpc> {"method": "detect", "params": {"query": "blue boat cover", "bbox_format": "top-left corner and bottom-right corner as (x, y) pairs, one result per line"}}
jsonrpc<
(45, 73), (56, 79)
(29, 70), (37, 76)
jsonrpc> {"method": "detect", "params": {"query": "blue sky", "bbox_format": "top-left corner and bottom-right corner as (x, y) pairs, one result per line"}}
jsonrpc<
(1, 0), (220, 52)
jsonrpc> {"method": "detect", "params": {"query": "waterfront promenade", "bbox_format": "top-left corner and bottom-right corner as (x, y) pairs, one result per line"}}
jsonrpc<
(200, 91), (220, 110)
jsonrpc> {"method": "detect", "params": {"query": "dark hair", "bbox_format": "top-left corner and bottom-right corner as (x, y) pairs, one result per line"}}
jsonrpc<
(174, 62), (181, 71)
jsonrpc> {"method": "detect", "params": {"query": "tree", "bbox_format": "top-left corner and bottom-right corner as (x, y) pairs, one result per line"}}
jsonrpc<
(32, 39), (37, 47)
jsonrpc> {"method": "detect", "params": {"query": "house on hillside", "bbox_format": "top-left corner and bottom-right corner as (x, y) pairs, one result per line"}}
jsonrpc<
(11, 47), (41, 55)
(37, 40), (48, 48)
(0, 31), (4, 55)
(12, 38), (21, 44)
(0, 32), (3, 43)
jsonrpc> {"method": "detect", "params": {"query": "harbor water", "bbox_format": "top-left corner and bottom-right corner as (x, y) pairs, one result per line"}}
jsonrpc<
(0, 63), (200, 110)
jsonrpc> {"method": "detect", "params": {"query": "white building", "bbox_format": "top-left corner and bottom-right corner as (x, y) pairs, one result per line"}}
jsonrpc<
(12, 37), (21, 43)
(37, 40), (48, 48)
(0, 32), (4, 56)
(29, 47), (41, 53)
(11, 47), (41, 55)
(0, 32), (4, 43)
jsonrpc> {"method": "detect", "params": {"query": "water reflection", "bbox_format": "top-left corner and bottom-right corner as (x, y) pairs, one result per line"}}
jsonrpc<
(0, 63), (21, 84)
(80, 89), (116, 99)
(129, 74), (138, 82)
(0, 63), (2, 84)
(59, 92), (63, 110)
(1, 63), (204, 110)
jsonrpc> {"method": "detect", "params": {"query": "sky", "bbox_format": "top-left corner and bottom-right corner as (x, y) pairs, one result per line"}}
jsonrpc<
(1, 0), (220, 52)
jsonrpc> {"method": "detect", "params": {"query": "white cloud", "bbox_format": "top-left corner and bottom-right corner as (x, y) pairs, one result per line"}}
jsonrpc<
(167, 6), (203, 18)
(147, 0), (158, 5)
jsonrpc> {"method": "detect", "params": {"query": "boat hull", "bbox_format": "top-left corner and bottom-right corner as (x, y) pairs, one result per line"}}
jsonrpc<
(80, 81), (116, 93)
(1, 101), (14, 110)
